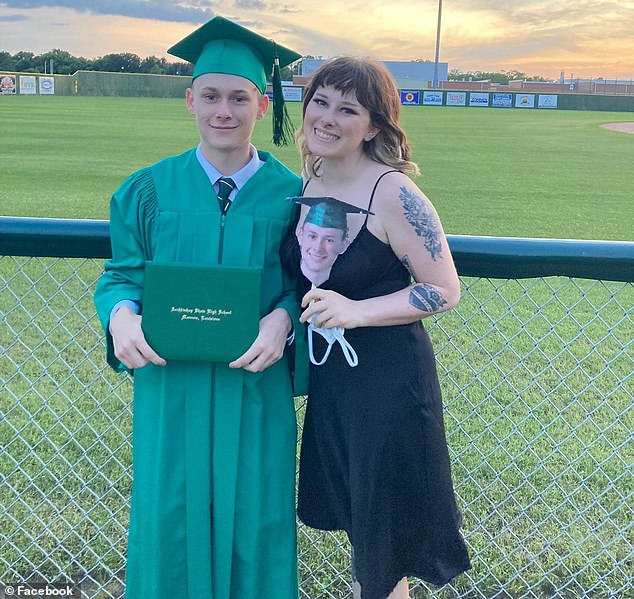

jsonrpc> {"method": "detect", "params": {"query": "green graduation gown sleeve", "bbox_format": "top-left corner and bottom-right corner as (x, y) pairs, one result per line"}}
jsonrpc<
(94, 148), (303, 599)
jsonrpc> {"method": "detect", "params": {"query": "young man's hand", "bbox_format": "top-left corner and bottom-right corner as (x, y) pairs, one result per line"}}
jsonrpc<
(111, 305), (167, 369)
(229, 308), (291, 372)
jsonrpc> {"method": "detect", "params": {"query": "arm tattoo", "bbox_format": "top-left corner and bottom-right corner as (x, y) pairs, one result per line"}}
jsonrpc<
(399, 186), (443, 261)
(409, 284), (447, 313)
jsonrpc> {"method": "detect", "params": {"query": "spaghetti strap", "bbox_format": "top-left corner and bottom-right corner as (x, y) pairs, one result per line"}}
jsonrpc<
(365, 170), (400, 225)
(302, 172), (399, 227)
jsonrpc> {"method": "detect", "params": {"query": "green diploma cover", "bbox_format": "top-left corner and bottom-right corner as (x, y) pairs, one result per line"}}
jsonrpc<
(141, 261), (262, 362)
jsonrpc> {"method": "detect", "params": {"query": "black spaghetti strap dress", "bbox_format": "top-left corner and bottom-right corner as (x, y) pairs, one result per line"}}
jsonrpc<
(296, 173), (471, 598)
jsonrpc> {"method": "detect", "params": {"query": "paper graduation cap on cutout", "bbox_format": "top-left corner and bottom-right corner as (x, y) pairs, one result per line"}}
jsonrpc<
(168, 16), (302, 145)
(289, 196), (373, 232)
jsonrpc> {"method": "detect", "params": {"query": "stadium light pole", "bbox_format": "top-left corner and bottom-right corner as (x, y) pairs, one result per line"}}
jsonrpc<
(432, 0), (443, 89)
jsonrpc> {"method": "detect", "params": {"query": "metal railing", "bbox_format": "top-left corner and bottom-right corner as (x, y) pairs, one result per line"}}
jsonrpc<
(1, 217), (632, 598)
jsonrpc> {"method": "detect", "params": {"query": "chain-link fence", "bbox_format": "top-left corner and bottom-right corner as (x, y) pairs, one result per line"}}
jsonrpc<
(1, 221), (632, 598)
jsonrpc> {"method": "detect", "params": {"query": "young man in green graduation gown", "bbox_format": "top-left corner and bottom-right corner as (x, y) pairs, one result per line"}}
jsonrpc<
(93, 17), (303, 599)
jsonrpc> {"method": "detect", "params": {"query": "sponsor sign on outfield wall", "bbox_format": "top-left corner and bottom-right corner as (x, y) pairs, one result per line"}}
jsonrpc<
(282, 86), (303, 102)
(446, 92), (466, 106)
(492, 93), (513, 108)
(19, 75), (37, 95)
(1, 74), (16, 94)
(39, 76), (55, 95)
(538, 94), (558, 108)
(469, 92), (490, 107)
(515, 94), (535, 108)
(423, 91), (443, 105)
(400, 90), (420, 105)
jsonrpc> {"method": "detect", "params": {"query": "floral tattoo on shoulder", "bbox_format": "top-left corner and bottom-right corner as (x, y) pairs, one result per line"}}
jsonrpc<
(399, 186), (443, 261)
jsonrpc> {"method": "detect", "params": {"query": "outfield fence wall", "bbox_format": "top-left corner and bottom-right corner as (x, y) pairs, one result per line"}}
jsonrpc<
(1, 217), (632, 598)
(74, 71), (189, 98)
(3, 70), (634, 111)
(555, 93), (634, 112)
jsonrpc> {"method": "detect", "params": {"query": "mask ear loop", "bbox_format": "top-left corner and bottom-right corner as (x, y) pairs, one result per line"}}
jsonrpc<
(334, 330), (359, 367)
(308, 322), (334, 366)
(306, 284), (332, 366)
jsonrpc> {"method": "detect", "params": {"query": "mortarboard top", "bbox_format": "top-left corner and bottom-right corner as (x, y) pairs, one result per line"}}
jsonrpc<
(167, 16), (301, 145)
(167, 16), (301, 90)
(290, 196), (373, 232)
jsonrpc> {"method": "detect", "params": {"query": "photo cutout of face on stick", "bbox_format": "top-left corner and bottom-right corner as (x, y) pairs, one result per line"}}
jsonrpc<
(290, 196), (372, 286)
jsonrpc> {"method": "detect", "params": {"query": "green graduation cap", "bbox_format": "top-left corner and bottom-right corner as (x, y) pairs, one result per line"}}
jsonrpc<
(290, 196), (373, 233)
(168, 16), (302, 145)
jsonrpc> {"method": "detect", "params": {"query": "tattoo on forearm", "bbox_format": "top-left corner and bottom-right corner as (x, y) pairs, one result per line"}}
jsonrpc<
(409, 284), (447, 313)
(400, 186), (442, 260)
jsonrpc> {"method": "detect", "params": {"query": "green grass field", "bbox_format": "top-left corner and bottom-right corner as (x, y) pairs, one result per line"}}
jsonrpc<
(0, 95), (632, 241)
(1, 96), (632, 597)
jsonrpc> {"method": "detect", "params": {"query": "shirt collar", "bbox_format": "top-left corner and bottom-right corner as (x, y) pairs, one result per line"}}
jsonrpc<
(195, 144), (264, 190)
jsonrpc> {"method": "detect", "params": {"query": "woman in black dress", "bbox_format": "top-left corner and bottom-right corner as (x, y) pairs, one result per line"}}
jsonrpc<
(292, 57), (471, 598)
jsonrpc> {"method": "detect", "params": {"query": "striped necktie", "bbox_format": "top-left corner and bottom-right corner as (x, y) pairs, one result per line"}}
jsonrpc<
(217, 177), (236, 214)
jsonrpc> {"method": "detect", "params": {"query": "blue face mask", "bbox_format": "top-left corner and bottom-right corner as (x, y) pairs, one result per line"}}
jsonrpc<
(308, 317), (359, 368)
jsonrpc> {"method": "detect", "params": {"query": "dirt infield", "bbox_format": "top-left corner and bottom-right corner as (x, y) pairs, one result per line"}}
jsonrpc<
(600, 122), (634, 134)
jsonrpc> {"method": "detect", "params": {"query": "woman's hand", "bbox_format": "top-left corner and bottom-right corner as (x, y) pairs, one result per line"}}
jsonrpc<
(300, 288), (364, 329)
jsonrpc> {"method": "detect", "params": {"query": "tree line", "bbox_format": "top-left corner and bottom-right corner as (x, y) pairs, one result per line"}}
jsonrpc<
(0, 49), (547, 83)
(0, 49), (297, 79)
(0, 49), (192, 77)
(448, 69), (547, 83)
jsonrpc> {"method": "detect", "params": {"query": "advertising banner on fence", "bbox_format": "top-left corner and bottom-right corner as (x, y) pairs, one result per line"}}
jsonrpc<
(538, 94), (558, 108)
(446, 92), (466, 106)
(422, 91), (443, 106)
(469, 92), (489, 107)
(282, 86), (303, 102)
(39, 76), (55, 95)
(515, 94), (535, 108)
(20, 75), (37, 95)
(400, 90), (420, 105)
(492, 93), (512, 108)
(1, 74), (16, 94)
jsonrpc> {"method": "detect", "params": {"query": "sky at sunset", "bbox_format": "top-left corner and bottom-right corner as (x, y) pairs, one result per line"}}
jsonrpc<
(1, 0), (633, 80)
